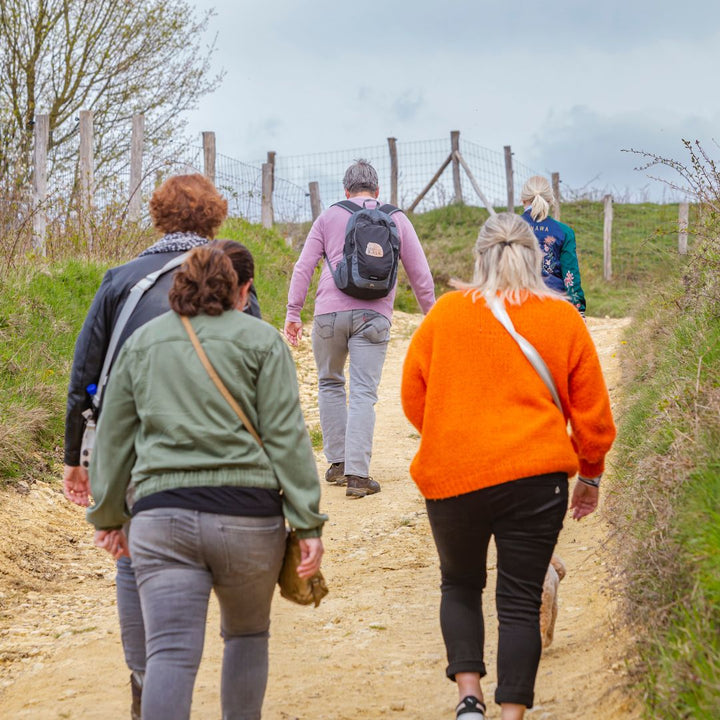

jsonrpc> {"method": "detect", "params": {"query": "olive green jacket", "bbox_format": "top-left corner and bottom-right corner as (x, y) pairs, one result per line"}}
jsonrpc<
(87, 310), (326, 538)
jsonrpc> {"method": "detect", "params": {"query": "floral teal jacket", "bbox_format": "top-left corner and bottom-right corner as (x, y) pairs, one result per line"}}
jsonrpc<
(521, 209), (586, 314)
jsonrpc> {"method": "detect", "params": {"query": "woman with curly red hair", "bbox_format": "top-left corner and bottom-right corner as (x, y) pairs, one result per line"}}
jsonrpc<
(145, 172), (228, 251)
(87, 243), (326, 720)
(64, 174), (260, 718)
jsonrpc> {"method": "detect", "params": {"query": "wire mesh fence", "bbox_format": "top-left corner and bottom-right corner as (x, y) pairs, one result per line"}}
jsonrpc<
(16, 124), (697, 267)
(254, 137), (542, 215)
(215, 152), (310, 224)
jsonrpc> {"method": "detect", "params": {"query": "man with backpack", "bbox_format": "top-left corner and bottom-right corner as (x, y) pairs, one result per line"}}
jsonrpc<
(284, 159), (435, 497)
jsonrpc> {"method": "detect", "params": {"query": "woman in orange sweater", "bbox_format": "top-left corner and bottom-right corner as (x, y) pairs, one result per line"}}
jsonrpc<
(401, 212), (615, 720)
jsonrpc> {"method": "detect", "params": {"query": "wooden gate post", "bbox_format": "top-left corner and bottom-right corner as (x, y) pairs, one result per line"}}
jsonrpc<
(129, 114), (145, 222)
(387, 137), (398, 206)
(261, 162), (274, 228)
(551, 172), (561, 220)
(202, 131), (216, 184)
(31, 114), (49, 255)
(450, 131), (462, 204)
(678, 201), (689, 255)
(504, 145), (514, 212)
(267, 151), (276, 193)
(309, 181), (322, 220)
(79, 110), (94, 249)
(603, 194), (613, 281)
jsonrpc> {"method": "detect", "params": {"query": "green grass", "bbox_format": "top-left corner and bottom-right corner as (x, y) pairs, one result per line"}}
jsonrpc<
(407, 201), (694, 317)
(608, 269), (720, 717)
(0, 260), (107, 481)
(220, 217), (304, 327)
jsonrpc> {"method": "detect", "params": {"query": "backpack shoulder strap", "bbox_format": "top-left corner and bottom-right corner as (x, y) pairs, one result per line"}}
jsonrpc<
(332, 200), (359, 214)
(378, 203), (401, 216)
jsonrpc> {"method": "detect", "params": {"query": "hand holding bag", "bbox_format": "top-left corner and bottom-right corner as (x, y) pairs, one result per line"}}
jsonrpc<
(277, 531), (329, 607)
(180, 315), (328, 607)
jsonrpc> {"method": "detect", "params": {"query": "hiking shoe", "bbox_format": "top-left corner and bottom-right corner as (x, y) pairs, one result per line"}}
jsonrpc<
(325, 462), (347, 485)
(456, 696), (486, 719)
(345, 475), (381, 498)
(130, 670), (144, 720)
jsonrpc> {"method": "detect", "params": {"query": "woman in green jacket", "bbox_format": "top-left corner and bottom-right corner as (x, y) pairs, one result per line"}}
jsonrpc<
(87, 241), (326, 720)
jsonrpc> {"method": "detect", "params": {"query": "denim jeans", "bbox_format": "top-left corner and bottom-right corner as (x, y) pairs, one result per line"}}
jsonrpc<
(425, 473), (568, 709)
(116, 554), (146, 672)
(129, 508), (286, 720)
(312, 309), (390, 477)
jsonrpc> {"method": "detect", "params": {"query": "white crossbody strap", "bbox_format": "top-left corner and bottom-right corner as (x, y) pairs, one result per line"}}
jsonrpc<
(93, 252), (189, 408)
(486, 295), (563, 413)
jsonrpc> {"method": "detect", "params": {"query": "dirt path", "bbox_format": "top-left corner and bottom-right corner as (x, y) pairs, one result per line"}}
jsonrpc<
(0, 314), (639, 719)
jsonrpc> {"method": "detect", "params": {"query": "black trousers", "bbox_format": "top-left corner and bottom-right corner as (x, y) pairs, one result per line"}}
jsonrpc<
(425, 473), (568, 708)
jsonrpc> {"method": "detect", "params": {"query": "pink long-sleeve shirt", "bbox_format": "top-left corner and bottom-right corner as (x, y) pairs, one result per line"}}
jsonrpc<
(285, 196), (436, 323)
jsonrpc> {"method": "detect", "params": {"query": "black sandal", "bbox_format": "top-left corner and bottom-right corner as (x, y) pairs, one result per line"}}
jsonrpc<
(456, 695), (486, 719)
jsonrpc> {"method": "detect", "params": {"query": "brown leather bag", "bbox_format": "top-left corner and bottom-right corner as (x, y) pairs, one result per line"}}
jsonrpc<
(180, 315), (328, 607)
(278, 531), (329, 607)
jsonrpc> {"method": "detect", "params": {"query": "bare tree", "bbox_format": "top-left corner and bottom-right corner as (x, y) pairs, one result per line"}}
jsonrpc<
(0, 0), (223, 180)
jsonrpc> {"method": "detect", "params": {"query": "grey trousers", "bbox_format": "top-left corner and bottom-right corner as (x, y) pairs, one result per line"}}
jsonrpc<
(312, 309), (391, 478)
(116, 555), (146, 672)
(129, 508), (286, 720)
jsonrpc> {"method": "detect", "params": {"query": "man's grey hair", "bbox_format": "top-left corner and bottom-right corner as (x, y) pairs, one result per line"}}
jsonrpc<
(343, 159), (379, 194)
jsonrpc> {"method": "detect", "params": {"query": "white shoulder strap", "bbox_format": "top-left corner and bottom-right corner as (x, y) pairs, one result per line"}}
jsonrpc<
(486, 295), (563, 413)
(93, 252), (189, 408)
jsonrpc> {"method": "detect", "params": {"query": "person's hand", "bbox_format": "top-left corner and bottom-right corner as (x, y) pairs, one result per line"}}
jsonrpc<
(570, 480), (599, 520)
(296, 537), (323, 578)
(94, 529), (130, 559)
(284, 321), (303, 347)
(63, 464), (91, 507)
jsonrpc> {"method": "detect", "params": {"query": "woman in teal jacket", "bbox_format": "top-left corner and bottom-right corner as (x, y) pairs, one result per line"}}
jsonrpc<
(520, 176), (586, 315)
(87, 242), (326, 720)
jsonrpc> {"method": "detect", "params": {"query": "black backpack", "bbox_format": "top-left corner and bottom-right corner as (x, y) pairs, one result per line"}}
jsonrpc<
(325, 199), (401, 300)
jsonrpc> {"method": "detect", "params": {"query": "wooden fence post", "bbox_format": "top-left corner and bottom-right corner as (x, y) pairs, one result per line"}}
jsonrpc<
(504, 145), (514, 212)
(267, 151), (276, 193)
(31, 114), (49, 255)
(387, 137), (398, 206)
(202, 131), (216, 184)
(261, 163), (274, 228)
(450, 131), (462, 204)
(79, 110), (94, 249)
(308, 181), (322, 221)
(551, 172), (561, 220)
(128, 114), (144, 222)
(678, 202), (689, 255)
(603, 194), (613, 281)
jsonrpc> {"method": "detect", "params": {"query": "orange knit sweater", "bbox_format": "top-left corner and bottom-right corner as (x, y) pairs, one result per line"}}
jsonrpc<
(401, 291), (616, 500)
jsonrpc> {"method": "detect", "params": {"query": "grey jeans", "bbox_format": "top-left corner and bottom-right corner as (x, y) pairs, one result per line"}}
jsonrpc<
(312, 309), (391, 478)
(116, 554), (146, 672)
(129, 508), (286, 720)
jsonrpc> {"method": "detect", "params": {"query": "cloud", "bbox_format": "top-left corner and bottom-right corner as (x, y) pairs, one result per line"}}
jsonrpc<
(393, 91), (424, 122)
(240, 0), (719, 57)
(524, 106), (720, 199)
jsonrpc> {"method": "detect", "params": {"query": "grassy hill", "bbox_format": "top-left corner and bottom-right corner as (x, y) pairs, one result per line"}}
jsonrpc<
(0, 200), (690, 482)
(404, 201), (693, 317)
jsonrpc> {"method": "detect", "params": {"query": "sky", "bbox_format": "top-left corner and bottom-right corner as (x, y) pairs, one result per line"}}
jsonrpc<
(185, 0), (720, 200)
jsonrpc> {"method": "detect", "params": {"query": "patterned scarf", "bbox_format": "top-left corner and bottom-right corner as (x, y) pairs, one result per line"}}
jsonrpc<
(138, 231), (209, 257)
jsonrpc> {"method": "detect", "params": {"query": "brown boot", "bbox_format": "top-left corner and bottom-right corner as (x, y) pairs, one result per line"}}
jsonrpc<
(325, 462), (347, 486)
(130, 670), (144, 720)
(345, 475), (381, 498)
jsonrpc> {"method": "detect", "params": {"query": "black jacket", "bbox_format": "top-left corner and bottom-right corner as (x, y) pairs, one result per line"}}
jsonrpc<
(64, 250), (261, 465)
